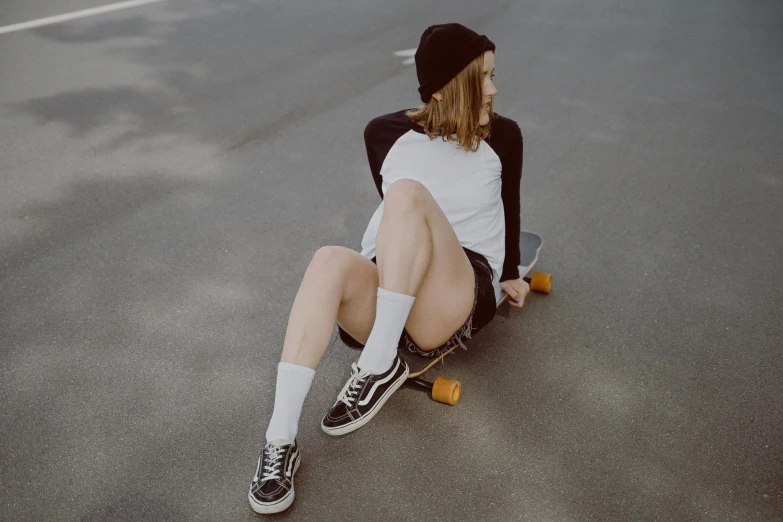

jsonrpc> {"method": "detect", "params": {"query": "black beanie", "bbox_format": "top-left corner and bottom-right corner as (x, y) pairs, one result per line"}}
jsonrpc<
(415, 23), (496, 103)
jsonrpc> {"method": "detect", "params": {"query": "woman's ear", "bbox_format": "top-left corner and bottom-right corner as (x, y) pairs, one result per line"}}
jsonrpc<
(432, 91), (443, 102)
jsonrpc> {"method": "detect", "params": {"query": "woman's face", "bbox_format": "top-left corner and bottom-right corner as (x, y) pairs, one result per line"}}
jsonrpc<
(480, 50), (498, 126)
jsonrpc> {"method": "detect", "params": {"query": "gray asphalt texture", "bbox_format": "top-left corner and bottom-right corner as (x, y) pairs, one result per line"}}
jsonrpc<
(1, 0), (782, 520)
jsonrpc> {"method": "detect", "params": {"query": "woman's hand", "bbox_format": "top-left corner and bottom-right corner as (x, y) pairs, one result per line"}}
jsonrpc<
(500, 278), (530, 308)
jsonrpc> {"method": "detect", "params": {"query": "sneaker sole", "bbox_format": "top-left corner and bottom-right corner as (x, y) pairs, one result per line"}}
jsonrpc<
(248, 457), (300, 514)
(321, 366), (409, 436)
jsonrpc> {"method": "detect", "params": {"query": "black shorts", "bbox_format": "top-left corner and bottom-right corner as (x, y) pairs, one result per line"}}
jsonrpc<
(337, 247), (497, 358)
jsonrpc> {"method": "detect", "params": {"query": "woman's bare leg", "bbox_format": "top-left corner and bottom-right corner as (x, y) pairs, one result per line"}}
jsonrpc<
(375, 179), (475, 350)
(279, 246), (379, 369)
(252, 249), (377, 512)
(320, 179), (478, 435)
(262, 246), (378, 446)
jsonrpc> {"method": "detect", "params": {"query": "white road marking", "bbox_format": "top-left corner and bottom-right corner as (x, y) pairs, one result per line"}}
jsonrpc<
(393, 47), (417, 65)
(393, 48), (417, 57)
(0, 0), (166, 36)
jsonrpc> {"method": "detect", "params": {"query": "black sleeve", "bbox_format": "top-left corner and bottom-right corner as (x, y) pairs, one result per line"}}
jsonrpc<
(363, 122), (384, 199)
(363, 111), (413, 200)
(500, 123), (523, 282)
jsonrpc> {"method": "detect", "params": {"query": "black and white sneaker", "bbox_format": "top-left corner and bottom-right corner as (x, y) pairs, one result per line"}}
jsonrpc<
(248, 439), (301, 514)
(321, 355), (409, 436)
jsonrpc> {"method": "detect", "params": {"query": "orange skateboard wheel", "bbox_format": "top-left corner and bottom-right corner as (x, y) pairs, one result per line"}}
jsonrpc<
(529, 272), (552, 294)
(431, 377), (461, 405)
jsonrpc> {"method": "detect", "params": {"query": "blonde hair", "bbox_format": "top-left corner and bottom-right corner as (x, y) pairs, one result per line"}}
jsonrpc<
(406, 53), (493, 152)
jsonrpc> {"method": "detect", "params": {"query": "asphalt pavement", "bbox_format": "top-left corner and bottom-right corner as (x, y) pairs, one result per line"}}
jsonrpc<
(1, 0), (781, 520)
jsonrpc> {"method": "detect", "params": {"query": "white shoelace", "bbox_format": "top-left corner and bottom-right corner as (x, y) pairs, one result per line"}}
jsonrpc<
(260, 444), (284, 481)
(337, 362), (370, 407)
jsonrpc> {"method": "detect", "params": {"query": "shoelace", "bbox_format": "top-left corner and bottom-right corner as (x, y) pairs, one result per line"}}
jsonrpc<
(337, 362), (370, 407)
(259, 444), (284, 481)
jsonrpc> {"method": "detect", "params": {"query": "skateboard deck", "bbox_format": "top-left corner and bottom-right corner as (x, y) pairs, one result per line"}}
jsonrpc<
(399, 231), (551, 405)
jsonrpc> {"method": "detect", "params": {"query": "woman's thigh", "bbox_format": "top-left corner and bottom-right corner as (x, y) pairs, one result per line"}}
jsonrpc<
(390, 183), (475, 351)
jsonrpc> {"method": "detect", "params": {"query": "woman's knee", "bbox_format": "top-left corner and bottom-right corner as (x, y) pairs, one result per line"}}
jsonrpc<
(308, 246), (353, 276)
(384, 179), (432, 213)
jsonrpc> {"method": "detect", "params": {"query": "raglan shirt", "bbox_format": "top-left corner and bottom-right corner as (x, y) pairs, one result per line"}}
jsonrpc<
(360, 109), (523, 284)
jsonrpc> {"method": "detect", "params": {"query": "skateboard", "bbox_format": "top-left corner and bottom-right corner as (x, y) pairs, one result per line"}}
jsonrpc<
(400, 231), (551, 405)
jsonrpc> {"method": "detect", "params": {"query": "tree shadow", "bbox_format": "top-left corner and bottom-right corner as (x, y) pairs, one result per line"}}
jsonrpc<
(2, 172), (191, 277)
(8, 87), (177, 138)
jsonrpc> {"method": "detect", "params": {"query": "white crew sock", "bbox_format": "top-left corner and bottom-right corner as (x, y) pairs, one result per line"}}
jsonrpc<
(265, 362), (316, 444)
(357, 287), (416, 374)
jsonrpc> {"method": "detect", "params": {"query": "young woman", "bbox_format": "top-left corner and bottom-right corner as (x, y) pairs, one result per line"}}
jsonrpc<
(249, 23), (528, 514)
